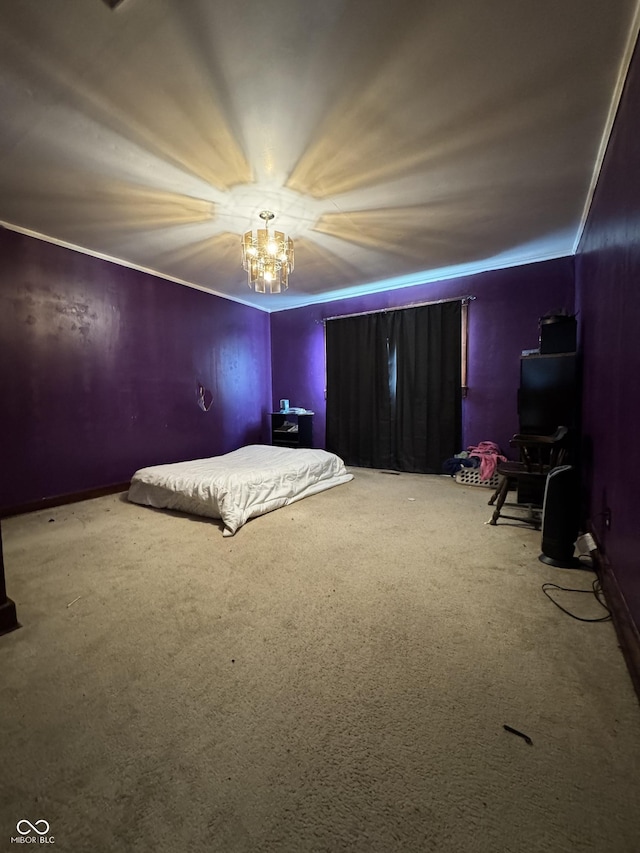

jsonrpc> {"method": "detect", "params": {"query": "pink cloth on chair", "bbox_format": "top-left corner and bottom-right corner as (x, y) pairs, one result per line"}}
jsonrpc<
(467, 441), (507, 480)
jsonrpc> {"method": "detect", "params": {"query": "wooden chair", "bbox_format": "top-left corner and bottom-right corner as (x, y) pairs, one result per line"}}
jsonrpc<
(487, 426), (570, 527)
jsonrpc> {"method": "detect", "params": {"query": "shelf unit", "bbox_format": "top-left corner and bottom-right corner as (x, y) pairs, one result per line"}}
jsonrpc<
(270, 412), (313, 449)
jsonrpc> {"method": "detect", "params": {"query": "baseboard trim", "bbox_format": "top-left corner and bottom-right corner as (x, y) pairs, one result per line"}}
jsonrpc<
(0, 482), (130, 519)
(589, 524), (640, 702)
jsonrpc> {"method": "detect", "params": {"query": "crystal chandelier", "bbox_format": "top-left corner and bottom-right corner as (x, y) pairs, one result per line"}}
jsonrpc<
(241, 211), (294, 294)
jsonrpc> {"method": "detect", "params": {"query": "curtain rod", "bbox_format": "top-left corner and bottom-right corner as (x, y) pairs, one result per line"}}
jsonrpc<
(322, 294), (476, 323)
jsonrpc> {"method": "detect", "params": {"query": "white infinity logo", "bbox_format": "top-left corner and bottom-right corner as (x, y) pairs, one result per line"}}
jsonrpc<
(17, 820), (50, 836)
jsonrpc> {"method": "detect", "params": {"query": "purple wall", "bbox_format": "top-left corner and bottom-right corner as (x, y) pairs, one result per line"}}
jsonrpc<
(575, 37), (640, 626)
(0, 228), (271, 510)
(270, 257), (575, 459)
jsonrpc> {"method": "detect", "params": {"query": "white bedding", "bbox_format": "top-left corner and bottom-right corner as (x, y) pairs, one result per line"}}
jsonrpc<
(127, 444), (353, 536)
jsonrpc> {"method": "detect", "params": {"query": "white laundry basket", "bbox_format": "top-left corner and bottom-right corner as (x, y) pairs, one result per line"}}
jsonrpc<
(454, 467), (500, 489)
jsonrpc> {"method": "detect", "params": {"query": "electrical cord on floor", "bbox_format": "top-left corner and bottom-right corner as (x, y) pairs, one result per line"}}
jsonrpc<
(541, 571), (612, 622)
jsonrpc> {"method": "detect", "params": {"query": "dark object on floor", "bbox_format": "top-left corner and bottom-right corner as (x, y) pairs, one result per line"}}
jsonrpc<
(488, 426), (569, 527)
(539, 465), (582, 568)
(0, 520), (20, 637)
(503, 724), (533, 745)
(542, 578), (611, 623)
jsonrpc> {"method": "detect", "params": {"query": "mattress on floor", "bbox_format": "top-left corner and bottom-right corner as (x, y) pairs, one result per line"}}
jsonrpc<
(127, 443), (353, 536)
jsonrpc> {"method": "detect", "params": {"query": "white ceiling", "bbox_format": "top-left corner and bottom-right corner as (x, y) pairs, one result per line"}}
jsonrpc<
(1, 0), (639, 312)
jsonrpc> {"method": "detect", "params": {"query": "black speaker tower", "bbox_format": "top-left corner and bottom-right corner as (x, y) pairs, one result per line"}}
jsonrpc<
(539, 465), (582, 568)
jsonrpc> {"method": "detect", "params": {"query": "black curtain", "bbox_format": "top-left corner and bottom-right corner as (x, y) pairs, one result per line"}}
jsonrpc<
(325, 312), (394, 468)
(326, 301), (462, 473)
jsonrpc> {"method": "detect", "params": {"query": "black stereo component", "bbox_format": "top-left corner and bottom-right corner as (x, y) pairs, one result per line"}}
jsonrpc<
(539, 315), (576, 354)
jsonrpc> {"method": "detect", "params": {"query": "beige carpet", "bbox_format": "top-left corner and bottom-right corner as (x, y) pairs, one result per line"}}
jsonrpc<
(1, 468), (638, 853)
